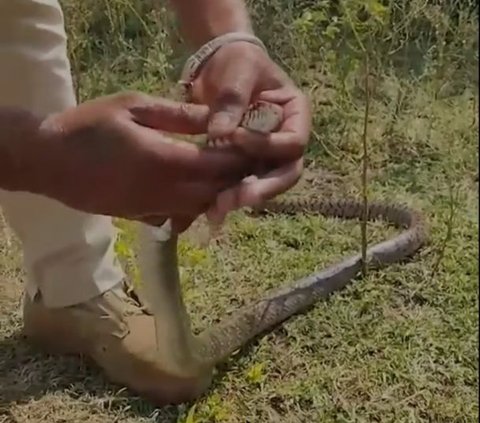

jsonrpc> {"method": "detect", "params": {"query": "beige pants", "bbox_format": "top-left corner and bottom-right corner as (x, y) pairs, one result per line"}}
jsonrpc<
(0, 0), (125, 307)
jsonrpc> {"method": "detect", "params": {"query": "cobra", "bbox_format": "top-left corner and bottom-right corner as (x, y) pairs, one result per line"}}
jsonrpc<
(134, 100), (429, 405)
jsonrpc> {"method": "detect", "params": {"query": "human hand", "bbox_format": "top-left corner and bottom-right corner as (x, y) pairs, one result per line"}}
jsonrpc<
(22, 92), (256, 231)
(185, 41), (312, 223)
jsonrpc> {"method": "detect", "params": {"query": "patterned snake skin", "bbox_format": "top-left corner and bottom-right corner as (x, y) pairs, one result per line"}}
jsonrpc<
(136, 101), (429, 394)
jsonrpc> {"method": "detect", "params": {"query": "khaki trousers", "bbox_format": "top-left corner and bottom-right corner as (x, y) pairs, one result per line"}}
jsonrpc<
(0, 0), (125, 307)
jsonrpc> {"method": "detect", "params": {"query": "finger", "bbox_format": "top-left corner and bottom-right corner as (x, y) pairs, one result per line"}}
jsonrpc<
(171, 216), (197, 233)
(180, 143), (256, 182)
(129, 95), (210, 134)
(206, 158), (303, 224)
(230, 128), (306, 161)
(257, 86), (299, 104)
(260, 87), (312, 135)
(124, 122), (255, 181)
(207, 57), (257, 139)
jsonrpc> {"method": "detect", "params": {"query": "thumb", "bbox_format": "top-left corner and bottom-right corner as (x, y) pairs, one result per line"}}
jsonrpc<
(208, 60), (257, 139)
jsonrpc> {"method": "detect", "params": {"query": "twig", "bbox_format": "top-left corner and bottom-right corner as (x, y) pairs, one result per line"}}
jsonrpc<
(361, 54), (370, 277)
(384, 82), (405, 138)
(342, 1), (371, 276)
(72, 49), (82, 103)
(472, 93), (477, 129)
(430, 184), (458, 279)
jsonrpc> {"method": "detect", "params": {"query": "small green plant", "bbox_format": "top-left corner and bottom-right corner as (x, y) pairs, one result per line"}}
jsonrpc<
(245, 362), (267, 385)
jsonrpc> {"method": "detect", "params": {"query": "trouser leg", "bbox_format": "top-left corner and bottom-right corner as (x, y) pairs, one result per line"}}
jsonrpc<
(0, 0), (125, 308)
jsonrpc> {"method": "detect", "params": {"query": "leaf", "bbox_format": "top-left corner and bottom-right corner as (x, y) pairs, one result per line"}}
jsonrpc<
(246, 362), (266, 384)
(324, 23), (341, 39)
(185, 404), (197, 423)
(367, 0), (388, 23)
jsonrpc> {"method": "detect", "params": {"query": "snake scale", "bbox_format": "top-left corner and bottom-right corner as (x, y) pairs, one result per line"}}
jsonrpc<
(136, 100), (428, 405)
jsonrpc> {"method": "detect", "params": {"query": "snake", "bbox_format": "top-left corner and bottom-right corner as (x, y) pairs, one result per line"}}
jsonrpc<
(134, 99), (429, 405)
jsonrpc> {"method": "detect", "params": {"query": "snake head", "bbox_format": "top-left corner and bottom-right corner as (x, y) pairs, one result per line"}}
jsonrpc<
(241, 101), (284, 134)
(206, 100), (284, 147)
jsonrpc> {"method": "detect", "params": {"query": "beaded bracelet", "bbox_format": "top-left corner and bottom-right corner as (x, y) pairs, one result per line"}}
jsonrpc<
(178, 32), (268, 100)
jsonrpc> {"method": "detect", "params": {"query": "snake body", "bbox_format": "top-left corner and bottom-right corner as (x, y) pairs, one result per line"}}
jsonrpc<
(136, 101), (428, 405)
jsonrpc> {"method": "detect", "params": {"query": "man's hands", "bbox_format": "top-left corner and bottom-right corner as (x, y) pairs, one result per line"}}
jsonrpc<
(1, 44), (311, 232)
(187, 41), (312, 223)
(11, 92), (256, 231)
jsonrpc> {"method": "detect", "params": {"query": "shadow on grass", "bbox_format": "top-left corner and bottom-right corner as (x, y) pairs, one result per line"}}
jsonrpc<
(0, 331), (183, 422)
(0, 326), (264, 422)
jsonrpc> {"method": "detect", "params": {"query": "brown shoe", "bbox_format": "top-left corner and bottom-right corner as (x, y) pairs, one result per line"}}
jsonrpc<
(22, 282), (212, 405)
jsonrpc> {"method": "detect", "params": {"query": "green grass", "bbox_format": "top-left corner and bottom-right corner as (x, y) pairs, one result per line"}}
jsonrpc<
(0, 1), (478, 422)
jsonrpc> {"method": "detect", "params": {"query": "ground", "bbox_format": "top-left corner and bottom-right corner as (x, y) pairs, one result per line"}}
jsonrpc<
(0, 1), (478, 422)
